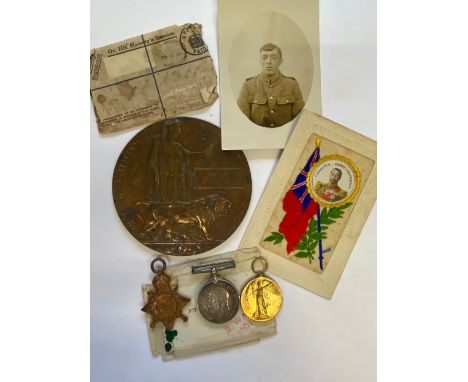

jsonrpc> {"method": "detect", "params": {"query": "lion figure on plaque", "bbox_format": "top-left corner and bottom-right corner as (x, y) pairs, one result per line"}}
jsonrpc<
(134, 194), (231, 242)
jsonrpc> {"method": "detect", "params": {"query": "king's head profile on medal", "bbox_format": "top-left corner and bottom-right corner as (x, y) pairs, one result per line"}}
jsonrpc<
(237, 43), (305, 128)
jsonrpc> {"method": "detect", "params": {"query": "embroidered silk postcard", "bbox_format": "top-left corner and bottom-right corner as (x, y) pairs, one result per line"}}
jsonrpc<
(239, 111), (376, 299)
(218, 0), (322, 149)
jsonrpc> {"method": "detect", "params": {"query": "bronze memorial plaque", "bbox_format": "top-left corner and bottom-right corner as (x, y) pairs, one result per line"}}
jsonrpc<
(113, 117), (252, 256)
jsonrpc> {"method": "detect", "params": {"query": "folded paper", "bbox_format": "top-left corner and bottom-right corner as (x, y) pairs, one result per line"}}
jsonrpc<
(91, 23), (218, 133)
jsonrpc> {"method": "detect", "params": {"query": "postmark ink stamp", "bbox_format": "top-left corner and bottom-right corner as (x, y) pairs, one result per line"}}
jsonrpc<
(180, 24), (208, 55)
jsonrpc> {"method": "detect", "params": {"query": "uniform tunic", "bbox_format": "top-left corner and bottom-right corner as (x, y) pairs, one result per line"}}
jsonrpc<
(314, 182), (348, 202)
(237, 72), (305, 127)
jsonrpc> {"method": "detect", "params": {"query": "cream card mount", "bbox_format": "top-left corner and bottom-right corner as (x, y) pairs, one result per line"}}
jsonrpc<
(142, 248), (277, 361)
(240, 111), (376, 299)
(218, 0), (322, 150)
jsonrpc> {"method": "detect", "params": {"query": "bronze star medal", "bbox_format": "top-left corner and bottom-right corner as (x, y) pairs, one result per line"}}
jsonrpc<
(142, 258), (190, 331)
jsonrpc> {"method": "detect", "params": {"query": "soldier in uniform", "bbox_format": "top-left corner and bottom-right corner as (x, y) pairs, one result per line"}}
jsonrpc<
(314, 168), (348, 202)
(237, 43), (305, 128)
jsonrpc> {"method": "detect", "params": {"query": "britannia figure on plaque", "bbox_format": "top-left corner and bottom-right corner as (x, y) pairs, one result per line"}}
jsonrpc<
(147, 124), (192, 203)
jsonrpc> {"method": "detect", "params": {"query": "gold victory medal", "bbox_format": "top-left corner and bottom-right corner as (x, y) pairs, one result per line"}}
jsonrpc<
(241, 257), (282, 322)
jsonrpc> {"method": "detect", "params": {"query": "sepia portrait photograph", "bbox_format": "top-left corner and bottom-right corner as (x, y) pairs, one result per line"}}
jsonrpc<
(219, 0), (322, 149)
(237, 42), (306, 128)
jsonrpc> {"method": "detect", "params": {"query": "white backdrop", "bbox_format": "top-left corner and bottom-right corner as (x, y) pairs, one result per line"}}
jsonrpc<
(90, 0), (376, 381)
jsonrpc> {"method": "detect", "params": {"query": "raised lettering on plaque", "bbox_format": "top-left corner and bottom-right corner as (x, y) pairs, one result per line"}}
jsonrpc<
(113, 117), (252, 256)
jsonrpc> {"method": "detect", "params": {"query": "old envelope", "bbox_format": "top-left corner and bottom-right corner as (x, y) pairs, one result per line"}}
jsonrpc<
(239, 111), (376, 299)
(90, 23), (218, 134)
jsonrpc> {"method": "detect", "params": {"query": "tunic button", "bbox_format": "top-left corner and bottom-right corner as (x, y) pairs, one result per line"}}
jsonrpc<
(254, 99), (257, 102)
(269, 96), (274, 100)
(270, 110), (275, 114)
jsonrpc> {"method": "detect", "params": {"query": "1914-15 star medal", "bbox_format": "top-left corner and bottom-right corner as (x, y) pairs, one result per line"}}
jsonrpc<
(142, 258), (190, 330)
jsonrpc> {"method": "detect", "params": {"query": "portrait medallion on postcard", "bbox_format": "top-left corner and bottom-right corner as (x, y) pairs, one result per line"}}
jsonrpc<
(240, 111), (376, 299)
(307, 155), (361, 207)
(260, 135), (372, 276)
(112, 117), (252, 256)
